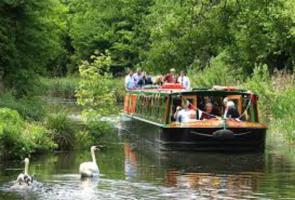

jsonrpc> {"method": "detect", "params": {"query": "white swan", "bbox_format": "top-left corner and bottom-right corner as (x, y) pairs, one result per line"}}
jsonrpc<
(16, 158), (33, 186)
(79, 146), (99, 177)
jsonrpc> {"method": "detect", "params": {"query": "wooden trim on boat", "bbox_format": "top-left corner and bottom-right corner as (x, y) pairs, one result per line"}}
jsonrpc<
(124, 114), (166, 128)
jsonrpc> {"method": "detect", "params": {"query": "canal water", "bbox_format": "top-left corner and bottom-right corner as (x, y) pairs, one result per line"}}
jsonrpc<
(1, 119), (295, 199)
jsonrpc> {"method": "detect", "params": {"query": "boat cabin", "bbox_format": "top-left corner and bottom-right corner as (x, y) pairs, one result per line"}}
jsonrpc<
(124, 85), (260, 125)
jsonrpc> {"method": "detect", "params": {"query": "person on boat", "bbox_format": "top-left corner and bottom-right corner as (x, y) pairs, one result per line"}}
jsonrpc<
(164, 68), (177, 83)
(200, 102), (216, 120)
(175, 101), (195, 123)
(125, 70), (135, 90)
(141, 71), (153, 86)
(154, 75), (164, 85)
(132, 67), (143, 88)
(224, 101), (240, 119)
(177, 70), (190, 89)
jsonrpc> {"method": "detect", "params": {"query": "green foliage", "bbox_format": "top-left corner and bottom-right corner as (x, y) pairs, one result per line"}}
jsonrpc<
(189, 52), (241, 88)
(106, 77), (126, 103)
(0, 108), (56, 159)
(76, 52), (118, 131)
(0, 0), (67, 95)
(244, 65), (274, 118)
(45, 111), (77, 150)
(69, 0), (153, 72)
(39, 76), (79, 99)
(270, 87), (295, 142)
(142, 0), (295, 74)
(0, 92), (45, 121)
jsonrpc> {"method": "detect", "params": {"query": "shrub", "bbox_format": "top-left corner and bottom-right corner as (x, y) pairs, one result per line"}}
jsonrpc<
(189, 51), (241, 88)
(45, 111), (77, 150)
(107, 77), (126, 103)
(76, 52), (118, 130)
(0, 92), (45, 121)
(0, 108), (56, 159)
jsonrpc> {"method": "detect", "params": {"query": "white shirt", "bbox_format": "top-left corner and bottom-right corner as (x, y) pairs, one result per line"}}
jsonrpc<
(132, 73), (143, 86)
(125, 75), (135, 90)
(176, 109), (191, 123)
(178, 75), (190, 89)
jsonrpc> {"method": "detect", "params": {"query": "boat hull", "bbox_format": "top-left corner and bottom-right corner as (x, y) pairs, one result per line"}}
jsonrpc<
(122, 115), (266, 152)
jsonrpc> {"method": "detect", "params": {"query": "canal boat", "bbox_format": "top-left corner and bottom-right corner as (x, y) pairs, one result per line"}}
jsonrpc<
(122, 84), (267, 151)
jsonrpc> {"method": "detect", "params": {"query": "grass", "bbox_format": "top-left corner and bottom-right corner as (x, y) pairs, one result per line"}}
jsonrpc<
(38, 76), (79, 99)
(0, 91), (45, 121)
(45, 110), (78, 150)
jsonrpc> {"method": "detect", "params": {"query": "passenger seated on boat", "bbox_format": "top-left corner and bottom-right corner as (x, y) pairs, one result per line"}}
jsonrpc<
(224, 101), (240, 119)
(175, 101), (195, 123)
(200, 102), (216, 120)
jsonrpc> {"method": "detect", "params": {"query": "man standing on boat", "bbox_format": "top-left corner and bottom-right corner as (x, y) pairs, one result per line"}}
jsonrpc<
(177, 70), (190, 89)
(125, 70), (135, 90)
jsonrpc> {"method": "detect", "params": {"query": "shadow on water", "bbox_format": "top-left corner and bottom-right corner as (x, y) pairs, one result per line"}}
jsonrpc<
(1, 126), (295, 199)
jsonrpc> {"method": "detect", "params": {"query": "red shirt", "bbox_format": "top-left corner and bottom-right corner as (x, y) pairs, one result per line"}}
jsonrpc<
(164, 74), (176, 83)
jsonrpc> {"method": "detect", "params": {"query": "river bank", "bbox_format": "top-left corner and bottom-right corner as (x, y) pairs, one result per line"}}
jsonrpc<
(1, 68), (295, 160)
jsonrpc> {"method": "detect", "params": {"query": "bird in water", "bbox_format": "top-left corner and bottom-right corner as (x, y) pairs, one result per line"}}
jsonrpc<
(79, 146), (100, 177)
(16, 158), (33, 186)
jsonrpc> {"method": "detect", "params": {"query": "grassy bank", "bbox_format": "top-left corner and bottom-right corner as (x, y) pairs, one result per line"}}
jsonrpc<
(0, 75), (123, 160)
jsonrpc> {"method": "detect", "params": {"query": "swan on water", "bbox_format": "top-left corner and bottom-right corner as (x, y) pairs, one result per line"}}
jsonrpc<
(16, 158), (33, 186)
(79, 146), (100, 177)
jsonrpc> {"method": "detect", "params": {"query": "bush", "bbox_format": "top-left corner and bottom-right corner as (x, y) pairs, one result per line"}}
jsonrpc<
(0, 92), (45, 121)
(244, 65), (274, 119)
(45, 111), (77, 150)
(76, 52), (118, 129)
(107, 77), (126, 103)
(189, 51), (241, 88)
(0, 108), (56, 159)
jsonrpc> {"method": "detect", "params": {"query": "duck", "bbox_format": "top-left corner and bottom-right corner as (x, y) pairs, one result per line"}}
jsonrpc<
(16, 158), (33, 186)
(79, 146), (99, 177)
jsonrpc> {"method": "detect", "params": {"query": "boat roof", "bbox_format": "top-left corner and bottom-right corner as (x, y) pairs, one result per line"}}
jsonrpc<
(129, 86), (256, 96)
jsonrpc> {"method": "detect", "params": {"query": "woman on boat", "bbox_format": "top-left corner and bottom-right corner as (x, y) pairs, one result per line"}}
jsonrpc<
(200, 102), (216, 120)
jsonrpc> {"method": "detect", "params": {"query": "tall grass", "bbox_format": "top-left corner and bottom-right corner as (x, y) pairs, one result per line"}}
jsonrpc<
(39, 76), (79, 99)
(106, 77), (126, 103)
(45, 110), (78, 150)
(0, 92), (45, 121)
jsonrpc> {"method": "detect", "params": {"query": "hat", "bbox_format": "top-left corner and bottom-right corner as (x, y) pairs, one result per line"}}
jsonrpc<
(170, 68), (176, 72)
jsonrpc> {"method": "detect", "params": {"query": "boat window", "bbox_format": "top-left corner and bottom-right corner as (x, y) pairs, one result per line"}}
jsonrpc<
(197, 95), (257, 122)
(170, 96), (182, 122)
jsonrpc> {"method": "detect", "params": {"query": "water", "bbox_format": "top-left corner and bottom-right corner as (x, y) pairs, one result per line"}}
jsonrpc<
(1, 123), (295, 199)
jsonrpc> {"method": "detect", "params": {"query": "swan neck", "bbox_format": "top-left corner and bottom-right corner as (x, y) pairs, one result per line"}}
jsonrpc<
(24, 161), (29, 175)
(91, 149), (96, 163)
